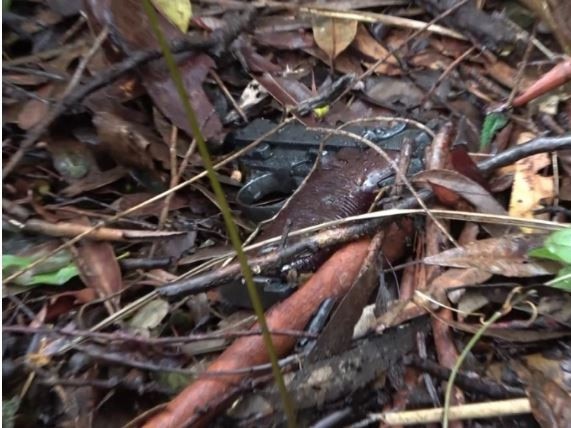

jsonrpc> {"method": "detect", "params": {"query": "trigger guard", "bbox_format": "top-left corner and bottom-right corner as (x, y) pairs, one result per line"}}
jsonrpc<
(236, 172), (296, 222)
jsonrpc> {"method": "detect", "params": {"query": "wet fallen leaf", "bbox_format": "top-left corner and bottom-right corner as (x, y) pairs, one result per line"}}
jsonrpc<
(430, 267), (492, 292)
(480, 111), (509, 150)
(351, 24), (399, 75)
(93, 111), (165, 172)
(362, 76), (425, 111)
(45, 288), (97, 321)
(312, 16), (357, 60)
(74, 233), (123, 311)
(61, 166), (128, 197)
(17, 85), (53, 130)
(233, 34), (283, 73)
(423, 234), (560, 277)
(143, 52), (224, 141)
(509, 132), (554, 232)
(3, 254), (78, 287)
(449, 145), (489, 189)
(255, 30), (315, 50)
(485, 59), (534, 91)
(98, 0), (224, 141)
(516, 364), (571, 427)
(255, 73), (317, 125)
(2, 240), (79, 288)
(304, 46), (363, 75)
(413, 169), (509, 237)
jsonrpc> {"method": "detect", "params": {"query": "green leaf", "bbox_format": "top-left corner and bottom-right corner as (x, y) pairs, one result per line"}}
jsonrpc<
(544, 229), (571, 264)
(2, 254), (34, 269)
(549, 266), (571, 291)
(480, 112), (508, 151)
(2, 396), (20, 428)
(3, 254), (78, 287)
(26, 264), (79, 286)
(528, 246), (565, 263)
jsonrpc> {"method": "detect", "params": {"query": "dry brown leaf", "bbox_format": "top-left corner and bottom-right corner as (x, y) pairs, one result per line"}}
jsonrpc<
(73, 225), (123, 312)
(413, 169), (509, 237)
(516, 364), (571, 427)
(312, 16), (357, 60)
(429, 267), (492, 292)
(351, 24), (400, 75)
(423, 234), (560, 277)
(485, 60), (534, 90)
(509, 132), (555, 232)
(17, 84), (54, 130)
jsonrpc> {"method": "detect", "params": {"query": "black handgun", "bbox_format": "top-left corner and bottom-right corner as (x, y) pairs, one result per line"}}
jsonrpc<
(228, 118), (431, 221)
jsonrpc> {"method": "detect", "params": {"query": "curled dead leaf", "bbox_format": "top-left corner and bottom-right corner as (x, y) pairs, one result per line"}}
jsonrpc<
(312, 16), (357, 60)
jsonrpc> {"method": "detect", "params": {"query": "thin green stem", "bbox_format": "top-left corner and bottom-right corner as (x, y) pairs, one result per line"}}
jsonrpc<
(141, 1), (296, 426)
(442, 310), (503, 428)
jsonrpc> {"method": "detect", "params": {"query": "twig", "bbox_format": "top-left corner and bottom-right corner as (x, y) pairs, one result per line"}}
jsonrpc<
(39, 375), (173, 395)
(302, 7), (464, 39)
(148, 125), (181, 258)
(159, 125), (179, 229)
(352, 398), (531, 426)
(406, 356), (525, 399)
(3, 325), (314, 344)
(3, 39), (88, 66)
(160, 201), (570, 297)
(505, 25), (536, 109)
(477, 134), (571, 174)
(4, 217), (186, 242)
(69, 342), (296, 377)
(210, 69), (248, 122)
(159, 192), (429, 298)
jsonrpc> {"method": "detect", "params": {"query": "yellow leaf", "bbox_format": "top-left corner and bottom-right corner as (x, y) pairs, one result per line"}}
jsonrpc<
(508, 132), (554, 233)
(152, 0), (192, 33)
(313, 105), (330, 119)
(312, 17), (357, 60)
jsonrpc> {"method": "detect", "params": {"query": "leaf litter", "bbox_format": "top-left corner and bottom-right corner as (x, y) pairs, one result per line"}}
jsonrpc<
(2, 0), (571, 427)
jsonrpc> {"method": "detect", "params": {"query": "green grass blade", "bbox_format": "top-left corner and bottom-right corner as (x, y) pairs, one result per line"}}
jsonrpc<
(141, 1), (296, 425)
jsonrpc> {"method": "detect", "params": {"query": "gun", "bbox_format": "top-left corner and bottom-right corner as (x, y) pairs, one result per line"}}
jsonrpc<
(228, 118), (431, 221)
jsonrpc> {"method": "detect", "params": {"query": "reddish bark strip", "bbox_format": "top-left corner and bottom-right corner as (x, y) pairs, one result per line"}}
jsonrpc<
(144, 222), (412, 427)
(512, 58), (571, 107)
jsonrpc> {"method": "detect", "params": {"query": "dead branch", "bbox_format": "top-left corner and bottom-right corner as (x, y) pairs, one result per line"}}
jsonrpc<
(5, 217), (186, 241)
